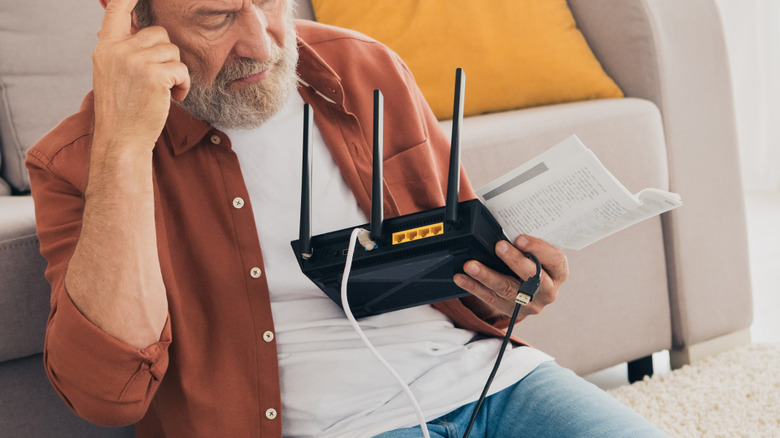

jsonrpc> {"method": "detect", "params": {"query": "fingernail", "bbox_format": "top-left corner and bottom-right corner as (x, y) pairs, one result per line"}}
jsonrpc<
(453, 275), (466, 287)
(515, 236), (529, 248)
(497, 241), (510, 254)
(465, 263), (479, 275)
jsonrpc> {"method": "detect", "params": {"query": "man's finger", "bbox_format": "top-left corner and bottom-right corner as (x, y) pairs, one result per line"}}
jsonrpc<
(463, 260), (523, 300)
(99, 0), (139, 40)
(493, 240), (541, 281)
(454, 272), (510, 313)
(138, 42), (180, 65)
(132, 26), (174, 49)
(513, 235), (568, 283)
(169, 62), (191, 102)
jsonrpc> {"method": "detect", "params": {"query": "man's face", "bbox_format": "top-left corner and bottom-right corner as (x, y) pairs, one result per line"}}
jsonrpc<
(148, 0), (299, 129)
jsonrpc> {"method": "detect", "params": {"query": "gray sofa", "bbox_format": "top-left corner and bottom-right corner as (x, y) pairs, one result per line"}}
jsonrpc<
(0, 0), (752, 436)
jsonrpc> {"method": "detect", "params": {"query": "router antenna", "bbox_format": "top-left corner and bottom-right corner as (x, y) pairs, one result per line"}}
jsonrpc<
(370, 89), (384, 242)
(445, 68), (465, 225)
(299, 103), (314, 259)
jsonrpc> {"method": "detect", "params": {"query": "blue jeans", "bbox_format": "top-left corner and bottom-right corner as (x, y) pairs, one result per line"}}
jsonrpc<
(373, 361), (667, 438)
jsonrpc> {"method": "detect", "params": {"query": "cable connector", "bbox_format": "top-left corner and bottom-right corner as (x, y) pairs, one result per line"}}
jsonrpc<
(357, 228), (378, 251)
(515, 275), (540, 306)
(514, 252), (542, 306)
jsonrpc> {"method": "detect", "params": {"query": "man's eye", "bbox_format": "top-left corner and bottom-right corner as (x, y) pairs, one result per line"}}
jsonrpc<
(200, 14), (231, 30)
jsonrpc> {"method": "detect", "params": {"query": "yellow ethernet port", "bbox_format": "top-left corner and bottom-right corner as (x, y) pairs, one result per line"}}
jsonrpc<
(392, 222), (444, 245)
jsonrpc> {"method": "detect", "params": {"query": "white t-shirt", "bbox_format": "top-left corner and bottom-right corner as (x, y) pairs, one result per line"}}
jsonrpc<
(221, 92), (552, 438)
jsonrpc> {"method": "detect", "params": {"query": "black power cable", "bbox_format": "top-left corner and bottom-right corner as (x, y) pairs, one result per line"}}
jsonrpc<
(461, 252), (542, 438)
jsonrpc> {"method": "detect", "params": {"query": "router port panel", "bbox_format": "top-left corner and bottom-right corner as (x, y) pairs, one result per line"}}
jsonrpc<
(392, 222), (444, 245)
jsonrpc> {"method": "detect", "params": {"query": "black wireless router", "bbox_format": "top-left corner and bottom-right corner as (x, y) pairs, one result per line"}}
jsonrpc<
(291, 69), (519, 318)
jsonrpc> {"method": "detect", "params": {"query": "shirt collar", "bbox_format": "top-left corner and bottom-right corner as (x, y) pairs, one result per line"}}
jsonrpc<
(164, 103), (214, 156)
(164, 30), (345, 156)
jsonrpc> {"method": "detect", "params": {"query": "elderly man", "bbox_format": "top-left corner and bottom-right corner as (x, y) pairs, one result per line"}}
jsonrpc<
(26, 0), (666, 436)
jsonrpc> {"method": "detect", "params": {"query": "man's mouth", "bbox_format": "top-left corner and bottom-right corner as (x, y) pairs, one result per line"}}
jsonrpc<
(233, 68), (271, 86)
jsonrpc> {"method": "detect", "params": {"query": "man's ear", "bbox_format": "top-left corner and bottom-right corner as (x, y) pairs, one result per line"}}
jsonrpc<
(130, 11), (141, 34)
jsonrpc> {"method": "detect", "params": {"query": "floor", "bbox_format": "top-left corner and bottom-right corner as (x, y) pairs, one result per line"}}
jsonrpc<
(585, 190), (780, 390)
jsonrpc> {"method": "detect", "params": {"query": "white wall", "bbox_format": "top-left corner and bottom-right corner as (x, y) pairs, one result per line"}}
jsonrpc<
(715, 0), (780, 192)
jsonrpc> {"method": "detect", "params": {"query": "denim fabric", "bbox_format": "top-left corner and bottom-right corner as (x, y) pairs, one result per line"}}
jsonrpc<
(373, 361), (667, 438)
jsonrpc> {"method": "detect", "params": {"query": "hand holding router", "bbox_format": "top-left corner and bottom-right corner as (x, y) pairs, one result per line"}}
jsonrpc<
(291, 68), (548, 318)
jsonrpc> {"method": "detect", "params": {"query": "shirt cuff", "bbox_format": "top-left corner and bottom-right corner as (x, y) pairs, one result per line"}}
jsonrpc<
(44, 287), (171, 425)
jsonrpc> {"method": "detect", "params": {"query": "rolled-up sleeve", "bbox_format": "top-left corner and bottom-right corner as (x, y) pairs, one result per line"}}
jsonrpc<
(27, 145), (171, 427)
(45, 290), (171, 426)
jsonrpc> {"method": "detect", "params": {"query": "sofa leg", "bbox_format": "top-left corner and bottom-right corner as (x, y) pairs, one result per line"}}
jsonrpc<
(627, 355), (654, 383)
(670, 328), (751, 369)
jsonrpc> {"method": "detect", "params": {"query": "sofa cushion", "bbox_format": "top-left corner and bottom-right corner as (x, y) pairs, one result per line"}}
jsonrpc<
(310, 0), (623, 119)
(0, 196), (50, 363)
(0, 2), (103, 193)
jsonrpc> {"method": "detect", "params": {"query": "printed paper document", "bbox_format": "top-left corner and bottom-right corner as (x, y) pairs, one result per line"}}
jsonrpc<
(476, 135), (682, 250)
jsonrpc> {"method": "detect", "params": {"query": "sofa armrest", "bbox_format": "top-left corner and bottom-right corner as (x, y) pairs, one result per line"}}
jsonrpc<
(0, 196), (50, 363)
(569, 0), (752, 349)
(0, 177), (11, 196)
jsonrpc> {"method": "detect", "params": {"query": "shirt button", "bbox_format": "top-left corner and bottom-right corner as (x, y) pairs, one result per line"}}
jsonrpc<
(210, 134), (222, 145)
(250, 267), (262, 278)
(232, 197), (245, 209)
(265, 408), (277, 420)
(263, 331), (274, 342)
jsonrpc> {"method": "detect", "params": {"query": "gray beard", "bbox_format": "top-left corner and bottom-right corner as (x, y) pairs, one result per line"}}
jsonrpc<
(177, 30), (300, 130)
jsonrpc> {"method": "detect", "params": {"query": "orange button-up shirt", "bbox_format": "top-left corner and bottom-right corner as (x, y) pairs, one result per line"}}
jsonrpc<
(26, 21), (518, 437)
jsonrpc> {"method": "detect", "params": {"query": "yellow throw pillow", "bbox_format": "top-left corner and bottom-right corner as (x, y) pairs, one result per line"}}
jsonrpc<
(310, 0), (624, 119)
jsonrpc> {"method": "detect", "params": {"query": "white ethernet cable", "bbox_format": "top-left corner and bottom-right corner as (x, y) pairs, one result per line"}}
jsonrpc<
(341, 227), (432, 438)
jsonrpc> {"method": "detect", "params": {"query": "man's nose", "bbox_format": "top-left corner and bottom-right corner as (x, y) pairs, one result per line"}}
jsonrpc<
(233, 8), (274, 61)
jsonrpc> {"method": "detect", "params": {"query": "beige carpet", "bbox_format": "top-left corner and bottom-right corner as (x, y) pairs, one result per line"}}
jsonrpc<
(608, 344), (780, 437)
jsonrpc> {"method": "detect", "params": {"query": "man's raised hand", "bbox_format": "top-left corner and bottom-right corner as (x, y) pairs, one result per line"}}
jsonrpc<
(92, 0), (190, 150)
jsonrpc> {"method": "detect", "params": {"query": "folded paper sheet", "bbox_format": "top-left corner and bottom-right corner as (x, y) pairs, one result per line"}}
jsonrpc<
(477, 136), (682, 250)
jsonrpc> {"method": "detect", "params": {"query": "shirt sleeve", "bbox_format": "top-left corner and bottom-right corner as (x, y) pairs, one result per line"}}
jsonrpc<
(26, 147), (172, 427)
